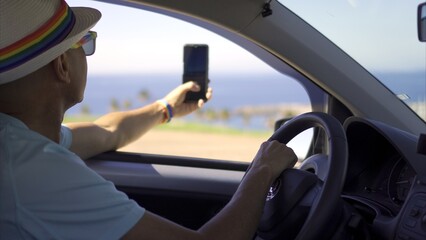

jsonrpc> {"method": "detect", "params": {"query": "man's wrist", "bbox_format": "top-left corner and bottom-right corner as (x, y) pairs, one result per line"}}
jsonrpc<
(246, 164), (275, 187)
(156, 99), (173, 123)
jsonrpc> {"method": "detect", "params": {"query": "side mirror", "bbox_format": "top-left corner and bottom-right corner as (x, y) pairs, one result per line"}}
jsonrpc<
(274, 117), (292, 131)
(418, 2), (426, 42)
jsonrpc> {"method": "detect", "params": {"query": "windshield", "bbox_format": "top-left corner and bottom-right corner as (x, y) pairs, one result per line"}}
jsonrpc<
(279, 0), (426, 121)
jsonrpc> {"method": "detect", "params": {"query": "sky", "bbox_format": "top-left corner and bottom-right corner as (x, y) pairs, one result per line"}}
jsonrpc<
(67, 0), (274, 75)
(280, 0), (426, 73)
(68, 0), (426, 75)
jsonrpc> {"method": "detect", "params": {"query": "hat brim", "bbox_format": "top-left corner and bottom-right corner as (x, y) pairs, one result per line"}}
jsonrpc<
(0, 7), (101, 85)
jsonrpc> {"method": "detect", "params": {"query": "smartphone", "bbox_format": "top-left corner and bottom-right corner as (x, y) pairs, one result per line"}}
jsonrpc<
(183, 44), (209, 102)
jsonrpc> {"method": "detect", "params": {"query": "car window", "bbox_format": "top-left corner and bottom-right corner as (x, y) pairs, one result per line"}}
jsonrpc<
(65, 0), (312, 162)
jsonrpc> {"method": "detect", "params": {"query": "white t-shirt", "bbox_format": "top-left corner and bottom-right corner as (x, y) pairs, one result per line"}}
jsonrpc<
(0, 113), (144, 240)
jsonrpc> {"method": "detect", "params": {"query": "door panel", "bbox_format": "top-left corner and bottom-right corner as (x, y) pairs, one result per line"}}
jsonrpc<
(87, 152), (248, 229)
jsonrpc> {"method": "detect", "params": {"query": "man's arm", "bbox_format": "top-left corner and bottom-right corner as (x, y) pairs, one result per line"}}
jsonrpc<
(66, 81), (212, 160)
(122, 141), (298, 240)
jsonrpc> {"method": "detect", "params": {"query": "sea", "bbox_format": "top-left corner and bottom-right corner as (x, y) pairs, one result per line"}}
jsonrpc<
(66, 72), (426, 130)
(67, 73), (311, 130)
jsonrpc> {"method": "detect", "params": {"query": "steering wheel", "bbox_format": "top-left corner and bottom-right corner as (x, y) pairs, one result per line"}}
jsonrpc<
(257, 112), (348, 240)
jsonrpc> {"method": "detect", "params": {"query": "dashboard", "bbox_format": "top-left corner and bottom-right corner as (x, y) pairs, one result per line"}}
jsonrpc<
(343, 118), (417, 216)
(342, 117), (426, 239)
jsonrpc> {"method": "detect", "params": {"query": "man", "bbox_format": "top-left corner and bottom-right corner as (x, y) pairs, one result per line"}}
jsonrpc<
(0, 0), (297, 239)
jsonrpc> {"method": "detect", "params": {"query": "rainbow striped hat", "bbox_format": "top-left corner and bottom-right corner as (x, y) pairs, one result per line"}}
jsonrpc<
(0, 0), (101, 84)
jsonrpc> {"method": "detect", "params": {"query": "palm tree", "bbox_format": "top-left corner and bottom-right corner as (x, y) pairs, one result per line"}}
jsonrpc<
(80, 104), (91, 116)
(219, 108), (230, 122)
(123, 99), (132, 110)
(205, 108), (218, 121)
(241, 112), (251, 127)
(110, 98), (120, 112)
(138, 89), (151, 103)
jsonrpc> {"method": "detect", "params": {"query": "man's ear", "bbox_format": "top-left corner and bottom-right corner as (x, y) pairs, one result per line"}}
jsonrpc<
(52, 53), (70, 83)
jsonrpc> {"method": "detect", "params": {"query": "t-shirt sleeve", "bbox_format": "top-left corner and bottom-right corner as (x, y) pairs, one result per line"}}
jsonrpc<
(13, 141), (145, 240)
(59, 125), (72, 149)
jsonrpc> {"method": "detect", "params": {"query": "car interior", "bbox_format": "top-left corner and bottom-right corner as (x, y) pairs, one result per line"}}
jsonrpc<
(75, 0), (426, 239)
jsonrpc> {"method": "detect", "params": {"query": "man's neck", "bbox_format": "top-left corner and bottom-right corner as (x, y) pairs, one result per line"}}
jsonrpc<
(25, 114), (64, 143)
(6, 109), (64, 143)
(0, 72), (67, 143)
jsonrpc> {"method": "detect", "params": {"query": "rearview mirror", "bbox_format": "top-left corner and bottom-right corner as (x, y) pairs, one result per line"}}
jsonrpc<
(418, 2), (426, 42)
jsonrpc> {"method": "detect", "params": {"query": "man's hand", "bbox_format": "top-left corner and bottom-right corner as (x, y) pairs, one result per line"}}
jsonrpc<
(250, 140), (298, 183)
(163, 81), (212, 118)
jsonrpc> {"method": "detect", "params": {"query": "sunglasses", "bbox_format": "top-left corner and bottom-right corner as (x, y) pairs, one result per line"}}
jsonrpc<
(71, 31), (97, 56)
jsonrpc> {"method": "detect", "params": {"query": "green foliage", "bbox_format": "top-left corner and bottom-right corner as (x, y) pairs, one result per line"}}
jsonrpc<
(110, 98), (120, 112)
(156, 120), (271, 137)
(138, 89), (150, 103)
(80, 104), (91, 115)
(123, 100), (133, 110)
(63, 115), (98, 123)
